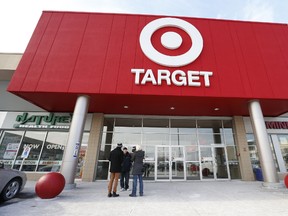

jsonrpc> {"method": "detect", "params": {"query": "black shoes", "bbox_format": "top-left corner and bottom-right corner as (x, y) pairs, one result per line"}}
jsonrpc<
(108, 192), (120, 197)
(112, 192), (119, 197)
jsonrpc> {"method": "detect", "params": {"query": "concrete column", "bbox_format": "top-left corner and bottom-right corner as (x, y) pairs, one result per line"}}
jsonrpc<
(61, 95), (90, 189)
(248, 100), (280, 187)
(232, 116), (254, 181)
(82, 113), (104, 182)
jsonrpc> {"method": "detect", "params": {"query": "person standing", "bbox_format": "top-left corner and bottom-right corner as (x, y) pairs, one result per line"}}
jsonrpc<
(129, 145), (145, 197)
(108, 143), (123, 197)
(120, 147), (132, 191)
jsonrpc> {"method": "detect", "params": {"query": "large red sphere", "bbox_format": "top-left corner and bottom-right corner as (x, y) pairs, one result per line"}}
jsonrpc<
(284, 174), (288, 188)
(35, 172), (65, 199)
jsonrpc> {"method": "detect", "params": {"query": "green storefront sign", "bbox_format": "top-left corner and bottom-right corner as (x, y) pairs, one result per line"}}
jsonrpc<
(13, 112), (72, 129)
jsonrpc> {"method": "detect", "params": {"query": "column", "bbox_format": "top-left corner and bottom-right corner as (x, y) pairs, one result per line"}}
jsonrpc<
(61, 95), (90, 189)
(82, 113), (104, 182)
(232, 116), (254, 181)
(248, 100), (280, 187)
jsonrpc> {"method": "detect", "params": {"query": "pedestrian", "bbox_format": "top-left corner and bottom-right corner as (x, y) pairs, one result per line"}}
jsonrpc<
(120, 147), (132, 191)
(129, 145), (145, 197)
(107, 143), (123, 197)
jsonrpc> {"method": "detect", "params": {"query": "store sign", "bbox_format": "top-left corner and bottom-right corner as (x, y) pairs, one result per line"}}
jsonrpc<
(13, 112), (71, 129)
(131, 17), (213, 87)
(266, 121), (288, 129)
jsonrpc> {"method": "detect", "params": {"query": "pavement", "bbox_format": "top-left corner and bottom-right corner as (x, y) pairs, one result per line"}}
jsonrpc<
(1, 180), (288, 216)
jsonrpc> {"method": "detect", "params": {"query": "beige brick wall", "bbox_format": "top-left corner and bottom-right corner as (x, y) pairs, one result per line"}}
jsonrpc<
(81, 113), (104, 182)
(233, 116), (255, 181)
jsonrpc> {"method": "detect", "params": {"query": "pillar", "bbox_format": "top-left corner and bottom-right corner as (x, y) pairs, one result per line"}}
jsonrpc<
(60, 95), (89, 189)
(82, 113), (104, 182)
(248, 100), (280, 187)
(233, 116), (254, 181)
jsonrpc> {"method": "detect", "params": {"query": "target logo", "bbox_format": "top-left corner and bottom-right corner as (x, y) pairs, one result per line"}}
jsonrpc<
(140, 17), (203, 67)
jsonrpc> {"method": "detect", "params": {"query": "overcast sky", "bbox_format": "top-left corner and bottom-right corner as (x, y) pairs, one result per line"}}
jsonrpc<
(0, 0), (287, 53)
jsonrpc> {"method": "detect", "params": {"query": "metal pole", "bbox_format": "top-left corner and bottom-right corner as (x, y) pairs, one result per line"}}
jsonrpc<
(248, 100), (280, 187)
(60, 95), (89, 189)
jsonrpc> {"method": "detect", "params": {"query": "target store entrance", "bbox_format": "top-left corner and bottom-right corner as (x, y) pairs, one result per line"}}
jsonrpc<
(96, 116), (241, 181)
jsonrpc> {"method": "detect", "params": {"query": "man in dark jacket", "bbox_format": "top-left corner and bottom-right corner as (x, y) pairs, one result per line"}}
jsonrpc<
(108, 143), (123, 197)
(129, 145), (145, 197)
(120, 147), (132, 191)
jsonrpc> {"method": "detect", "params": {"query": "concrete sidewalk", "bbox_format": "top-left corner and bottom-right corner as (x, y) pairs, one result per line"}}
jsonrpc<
(1, 180), (288, 216)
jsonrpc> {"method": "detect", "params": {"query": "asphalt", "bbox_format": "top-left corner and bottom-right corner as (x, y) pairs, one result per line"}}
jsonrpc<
(1, 180), (288, 216)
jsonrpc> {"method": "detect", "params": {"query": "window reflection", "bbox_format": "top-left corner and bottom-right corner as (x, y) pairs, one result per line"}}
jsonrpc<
(37, 132), (68, 172)
(142, 133), (169, 145)
(13, 131), (46, 171)
(0, 131), (24, 168)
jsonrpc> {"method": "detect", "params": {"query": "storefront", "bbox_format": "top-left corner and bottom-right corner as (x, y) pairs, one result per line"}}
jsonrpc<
(0, 111), (91, 179)
(244, 117), (288, 178)
(96, 116), (241, 181)
(3, 11), (288, 187)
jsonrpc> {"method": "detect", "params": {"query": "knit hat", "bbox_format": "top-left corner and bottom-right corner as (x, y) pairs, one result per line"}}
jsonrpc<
(117, 143), (123, 148)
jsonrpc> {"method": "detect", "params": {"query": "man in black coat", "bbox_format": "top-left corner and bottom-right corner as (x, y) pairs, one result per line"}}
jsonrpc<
(108, 143), (123, 197)
(120, 147), (132, 191)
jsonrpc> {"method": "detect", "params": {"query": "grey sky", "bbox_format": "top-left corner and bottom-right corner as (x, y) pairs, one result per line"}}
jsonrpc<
(0, 0), (287, 53)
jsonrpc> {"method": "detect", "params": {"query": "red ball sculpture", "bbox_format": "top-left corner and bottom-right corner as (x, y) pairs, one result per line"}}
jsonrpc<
(35, 172), (66, 199)
(284, 174), (288, 188)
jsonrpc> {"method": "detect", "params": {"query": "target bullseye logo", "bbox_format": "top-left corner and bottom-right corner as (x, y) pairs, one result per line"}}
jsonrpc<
(140, 17), (203, 67)
(131, 17), (213, 88)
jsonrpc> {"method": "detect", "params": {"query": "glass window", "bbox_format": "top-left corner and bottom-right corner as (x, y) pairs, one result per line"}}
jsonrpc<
(114, 118), (142, 133)
(171, 134), (197, 146)
(0, 131), (24, 168)
(76, 132), (89, 178)
(101, 132), (113, 145)
(247, 134), (260, 168)
(170, 119), (196, 134)
(142, 133), (169, 145)
(103, 118), (115, 133)
(197, 120), (222, 133)
(186, 162), (200, 180)
(96, 161), (109, 180)
(13, 131), (46, 171)
(98, 144), (112, 160)
(277, 135), (288, 171)
(113, 132), (141, 145)
(37, 132), (68, 172)
(143, 118), (169, 133)
(185, 145), (199, 161)
(224, 132), (236, 146)
(198, 133), (223, 145)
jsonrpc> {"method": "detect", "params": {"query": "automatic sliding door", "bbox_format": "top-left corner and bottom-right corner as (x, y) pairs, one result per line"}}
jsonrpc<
(155, 146), (186, 181)
(171, 146), (185, 180)
(156, 146), (169, 180)
(200, 146), (229, 180)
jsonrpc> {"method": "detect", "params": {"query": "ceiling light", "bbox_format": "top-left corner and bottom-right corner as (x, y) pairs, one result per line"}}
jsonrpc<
(124, 106), (129, 109)
(214, 108), (220, 111)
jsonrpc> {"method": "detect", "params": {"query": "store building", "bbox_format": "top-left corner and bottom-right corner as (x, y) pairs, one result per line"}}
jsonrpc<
(1, 11), (288, 187)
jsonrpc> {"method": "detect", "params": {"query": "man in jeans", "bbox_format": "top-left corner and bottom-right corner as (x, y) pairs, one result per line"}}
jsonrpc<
(129, 145), (145, 197)
(108, 143), (123, 197)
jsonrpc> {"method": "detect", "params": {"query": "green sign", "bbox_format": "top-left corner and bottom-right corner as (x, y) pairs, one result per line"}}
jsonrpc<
(13, 112), (72, 129)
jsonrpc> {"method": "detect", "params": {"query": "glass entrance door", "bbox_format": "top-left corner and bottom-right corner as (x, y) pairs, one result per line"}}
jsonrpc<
(155, 146), (186, 181)
(200, 146), (229, 180)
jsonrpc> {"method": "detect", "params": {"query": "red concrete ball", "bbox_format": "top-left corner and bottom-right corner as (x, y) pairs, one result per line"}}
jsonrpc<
(284, 174), (288, 188)
(35, 172), (66, 199)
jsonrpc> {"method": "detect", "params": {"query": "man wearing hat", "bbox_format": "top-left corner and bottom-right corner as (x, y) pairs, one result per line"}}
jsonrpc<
(108, 143), (124, 197)
(120, 147), (132, 191)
